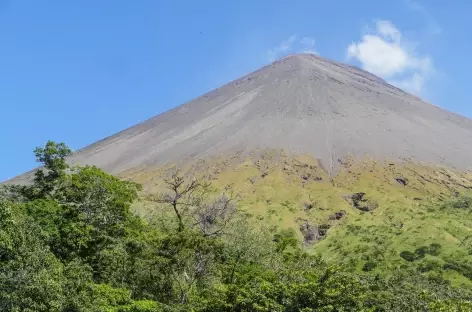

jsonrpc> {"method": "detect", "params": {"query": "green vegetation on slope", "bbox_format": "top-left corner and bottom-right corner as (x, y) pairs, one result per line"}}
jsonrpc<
(125, 150), (472, 289)
(2, 143), (472, 311)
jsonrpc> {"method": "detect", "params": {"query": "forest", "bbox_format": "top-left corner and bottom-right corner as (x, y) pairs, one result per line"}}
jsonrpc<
(1, 141), (472, 311)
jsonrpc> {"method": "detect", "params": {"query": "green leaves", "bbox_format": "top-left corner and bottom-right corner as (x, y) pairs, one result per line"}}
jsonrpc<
(2, 141), (472, 311)
(31, 141), (72, 199)
(400, 243), (443, 263)
(34, 141), (71, 171)
(61, 165), (140, 234)
(0, 200), (66, 312)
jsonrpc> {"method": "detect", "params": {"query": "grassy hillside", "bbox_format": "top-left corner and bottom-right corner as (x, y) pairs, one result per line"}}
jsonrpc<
(123, 149), (472, 288)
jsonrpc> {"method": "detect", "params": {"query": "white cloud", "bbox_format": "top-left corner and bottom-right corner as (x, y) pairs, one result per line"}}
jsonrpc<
(267, 35), (318, 61)
(346, 20), (434, 95)
(390, 73), (425, 95)
(376, 20), (402, 42)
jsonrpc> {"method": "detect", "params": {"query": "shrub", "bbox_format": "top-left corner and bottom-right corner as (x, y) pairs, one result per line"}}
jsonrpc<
(417, 259), (442, 273)
(363, 261), (377, 272)
(400, 251), (416, 262)
(428, 243), (441, 256)
(414, 246), (428, 259)
(452, 196), (472, 209)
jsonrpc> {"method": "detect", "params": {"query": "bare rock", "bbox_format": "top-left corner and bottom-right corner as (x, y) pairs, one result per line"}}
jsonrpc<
(303, 202), (314, 211)
(347, 192), (378, 212)
(318, 223), (331, 236)
(329, 210), (346, 220)
(300, 222), (320, 244)
(299, 222), (331, 245)
(395, 177), (408, 186)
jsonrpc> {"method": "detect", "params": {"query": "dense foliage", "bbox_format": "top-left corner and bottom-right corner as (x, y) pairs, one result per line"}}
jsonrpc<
(1, 141), (472, 311)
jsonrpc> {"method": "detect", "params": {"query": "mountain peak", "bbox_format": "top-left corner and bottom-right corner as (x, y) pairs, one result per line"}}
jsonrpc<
(7, 55), (472, 183)
(280, 52), (317, 60)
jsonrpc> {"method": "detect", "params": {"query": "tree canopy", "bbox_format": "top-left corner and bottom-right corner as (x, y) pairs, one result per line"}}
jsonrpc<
(1, 141), (471, 311)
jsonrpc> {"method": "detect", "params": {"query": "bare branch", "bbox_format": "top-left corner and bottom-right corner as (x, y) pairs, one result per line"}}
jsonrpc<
(193, 192), (240, 237)
(150, 168), (239, 236)
(151, 168), (212, 232)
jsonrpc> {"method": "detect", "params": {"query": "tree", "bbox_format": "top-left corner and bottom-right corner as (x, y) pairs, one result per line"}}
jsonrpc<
(31, 141), (72, 199)
(222, 220), (274, 284)
(153, 168), (238, 236)
(54, 165), (140, 263)
(0, 200), (66, 312)
(193, 193), (238, 237)
(156, 229), (222, 304)
(3, 140), (472, 311)
(154, 169), (209, 232)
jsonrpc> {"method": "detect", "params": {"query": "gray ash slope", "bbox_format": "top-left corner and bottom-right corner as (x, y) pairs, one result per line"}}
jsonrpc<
(9, 53), (472, 182)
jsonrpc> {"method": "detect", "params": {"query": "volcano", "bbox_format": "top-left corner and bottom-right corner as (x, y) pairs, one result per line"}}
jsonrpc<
(9, 53), (472, 182)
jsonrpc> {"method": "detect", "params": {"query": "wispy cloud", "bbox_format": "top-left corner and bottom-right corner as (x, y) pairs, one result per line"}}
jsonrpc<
(300, 37), (318, 55)
(267, 35), (297, 62)
(346, 20), (434, 95)
(267, 35), (318, 61)
(405, 0), (442, 35)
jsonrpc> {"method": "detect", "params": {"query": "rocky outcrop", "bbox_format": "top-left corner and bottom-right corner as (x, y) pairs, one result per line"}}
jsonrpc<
(300, 222), (331, 245)
(346, 192), (378, 212)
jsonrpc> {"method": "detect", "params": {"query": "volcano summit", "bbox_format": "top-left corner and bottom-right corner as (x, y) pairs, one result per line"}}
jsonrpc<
(9, 53), (472, 182)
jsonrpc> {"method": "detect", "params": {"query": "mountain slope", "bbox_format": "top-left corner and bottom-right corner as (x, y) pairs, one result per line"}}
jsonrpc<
(124, 150), (472, 287)
(7, 53), (472, 289)
(8, 53), (472, 183)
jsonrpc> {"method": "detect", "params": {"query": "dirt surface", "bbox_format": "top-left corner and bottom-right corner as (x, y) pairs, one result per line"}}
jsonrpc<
(7, 53), (472, 183)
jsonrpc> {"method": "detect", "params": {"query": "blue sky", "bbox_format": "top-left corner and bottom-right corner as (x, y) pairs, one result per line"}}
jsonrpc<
(1, 0), (470, 181)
